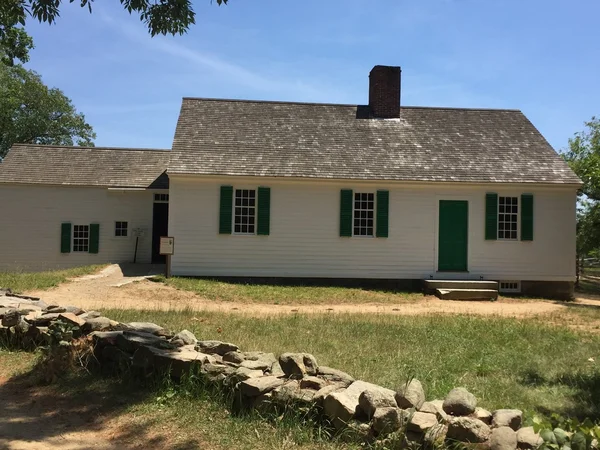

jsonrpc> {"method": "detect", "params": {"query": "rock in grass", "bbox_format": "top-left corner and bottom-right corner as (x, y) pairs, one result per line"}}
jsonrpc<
(278, 353), (319, 378)
(491, 426), (518, 450)
(408, 411), (438, 434)
(323, 380), (380, 430)
(170, 329), (197, 347)
(492, 409), (523, 431)
(83, 316), (113, 332)
(372, 407), (410, 435)
(239, 376), (285, 397)
(317, 366), (354, 385)
(58, 312), (86, 328)
(196, 340), (239, 356)
(223, 351), (245, 364)
(516, 427), (544, 449)
(395, 378), (425, 409)
(299, 376), (328, 391)
(475, 407), (493, 425)
(125, 322), (165, 335)
(447, 417), (491, 443)
(443, 387), (477, 416)
(420, 400), (449, 422)
(358, 386), (397, 419)
(1, 309), (19, 327)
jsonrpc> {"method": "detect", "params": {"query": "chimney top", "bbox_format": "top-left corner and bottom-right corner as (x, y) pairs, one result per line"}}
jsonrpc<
(369, 65), (401, 118)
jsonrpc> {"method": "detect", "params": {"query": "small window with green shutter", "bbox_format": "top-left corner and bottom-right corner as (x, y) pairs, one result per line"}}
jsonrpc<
(376, 190), (389, 238)
(339, 189), (353, 237)
(61, 222), (71, 253)
(521, 194), (533, 241)
(89, 223), (100, 254)
(257, 187), (270, 236)
(219, 186), (233, 234)
(485, 193), (498, 240)
(221, 186), (272, 236)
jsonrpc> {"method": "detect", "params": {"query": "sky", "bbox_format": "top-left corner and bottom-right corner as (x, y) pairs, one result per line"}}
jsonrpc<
(23, 0), (600, 152)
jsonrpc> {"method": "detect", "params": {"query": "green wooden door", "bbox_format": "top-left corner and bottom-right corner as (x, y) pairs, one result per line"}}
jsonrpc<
(438, 200), (469, 272)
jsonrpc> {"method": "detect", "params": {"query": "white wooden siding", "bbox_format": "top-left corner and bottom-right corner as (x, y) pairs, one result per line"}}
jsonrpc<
(169, 176), (576, 282)
(0, 185), (157, 271)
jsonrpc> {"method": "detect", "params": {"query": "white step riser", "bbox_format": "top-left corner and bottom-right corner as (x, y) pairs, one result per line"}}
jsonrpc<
(424, 280), (498, 293)
(435, 288), (498, 301)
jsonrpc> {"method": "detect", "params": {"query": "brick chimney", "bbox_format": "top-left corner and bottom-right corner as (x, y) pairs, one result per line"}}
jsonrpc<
(369, 65), (401, 118)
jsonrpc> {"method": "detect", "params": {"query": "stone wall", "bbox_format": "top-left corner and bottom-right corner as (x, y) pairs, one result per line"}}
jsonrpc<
(0, 289), (546, 450)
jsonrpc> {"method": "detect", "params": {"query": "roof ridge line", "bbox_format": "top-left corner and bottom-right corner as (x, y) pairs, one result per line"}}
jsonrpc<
(11, 144), (171, 152)
(181, 97), (522, 112)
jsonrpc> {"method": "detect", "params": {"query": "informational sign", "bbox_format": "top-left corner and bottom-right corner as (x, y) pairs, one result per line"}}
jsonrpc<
(132, 227), (146, 238)
(159, 236), (175, 255)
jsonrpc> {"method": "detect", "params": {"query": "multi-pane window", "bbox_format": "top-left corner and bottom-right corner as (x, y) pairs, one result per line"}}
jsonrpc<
(234, 189), (256, 234)
(499, 281), (521, 293)
(154, 193), (169, 202)
(115, 221), (128, 237)
(353, 192), (374, 236)
(73, 225), (90, 252)
(498, 196), (518, 240)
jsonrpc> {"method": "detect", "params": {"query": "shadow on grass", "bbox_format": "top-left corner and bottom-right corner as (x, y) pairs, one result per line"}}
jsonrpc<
(0, 362), (202, 449)
(519, 368), (600, 420)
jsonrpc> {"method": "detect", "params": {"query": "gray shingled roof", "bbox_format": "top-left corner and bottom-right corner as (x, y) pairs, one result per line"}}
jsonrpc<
(170, 98), (581, 185)
(0, 144), (170, 188)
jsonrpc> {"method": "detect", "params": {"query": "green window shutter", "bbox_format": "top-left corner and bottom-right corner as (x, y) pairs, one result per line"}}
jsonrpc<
(219, 186), (233, 234)
(376, 190), (389, 238)
(89, 223), (100, 254)
(340, 189), (353, 237)
(485, 193), (498, 240)
(257, 187), (271, 235)
(521, 194), (534, 241)
(61, 223), (71, 253)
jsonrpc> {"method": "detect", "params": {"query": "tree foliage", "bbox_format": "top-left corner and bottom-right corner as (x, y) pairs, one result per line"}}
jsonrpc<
(0, 63), (96, 158)
(565, 118), (600, 257)
(1, 0), (228, 37)
(564, 117), (600, 201)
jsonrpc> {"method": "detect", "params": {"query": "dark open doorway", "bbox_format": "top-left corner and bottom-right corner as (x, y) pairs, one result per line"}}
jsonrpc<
(152, 202), (169, 264)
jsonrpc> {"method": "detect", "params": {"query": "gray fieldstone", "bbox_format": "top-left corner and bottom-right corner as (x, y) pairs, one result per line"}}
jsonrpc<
(239, 376), (285, 397)
(279, 353), (319, 378)
(271, 380), (315, 405)
(223, 351), (245, 364)
(46, 306), (67, 314)
(269, 361), (285, 377)
(516, 426), (544, 450)
(317, 366), (355, 386)
(425, 423), (448, 447)
(408, 411), (438, 434)
(447, 417), (491, 443)
(358, 386), (397, 419)
(85, 311), (102, 319)
(196, 340), (239, 356)
(125, 322), (166, 335)
(420, 400), (449, 422)
(323, 380), (381, 430)
(491, 426), (518, 450)
(226, 366), (264, 385)
(1, 309), (20, 327)
(312, 383), (346, 406)
(116, 331), (170, 353)
(476, 407), (493, 425)
(171, 329), (197, 346)
(83, 316), (113, 332)
(372, 407), (411, 436)
(132, 345), (215, 377)
(64, 305), (85, 315)
(443, 387), (477, 416)
(395, 379), (425, 409)
(492, 409), (523, 431)
(299, 376), (328, 390)
(58, 312), (86, 328)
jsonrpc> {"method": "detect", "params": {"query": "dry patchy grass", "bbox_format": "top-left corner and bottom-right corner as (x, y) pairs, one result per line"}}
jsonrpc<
(0, 265), (105, 293)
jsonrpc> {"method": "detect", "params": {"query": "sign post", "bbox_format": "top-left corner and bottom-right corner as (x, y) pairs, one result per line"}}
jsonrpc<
(159, 236), (175, 278)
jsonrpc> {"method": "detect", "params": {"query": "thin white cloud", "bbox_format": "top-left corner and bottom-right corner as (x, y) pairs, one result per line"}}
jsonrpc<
(98, 11), (332, 99)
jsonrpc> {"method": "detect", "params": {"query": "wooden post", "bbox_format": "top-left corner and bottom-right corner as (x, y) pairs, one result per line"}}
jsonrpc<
(166, 254), (172, 278)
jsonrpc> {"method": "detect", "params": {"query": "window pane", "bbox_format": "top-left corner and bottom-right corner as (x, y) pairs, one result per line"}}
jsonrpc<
(353, 192), (375, 237)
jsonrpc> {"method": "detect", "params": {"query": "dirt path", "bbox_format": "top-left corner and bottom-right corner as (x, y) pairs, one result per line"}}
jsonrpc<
(26, 264), (600, 318)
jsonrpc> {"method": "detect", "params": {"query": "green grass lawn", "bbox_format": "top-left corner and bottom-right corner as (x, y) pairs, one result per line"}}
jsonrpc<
(0, 265), (105, 293)
(103, 308), (600, 420)
(156, 276), (422, 305)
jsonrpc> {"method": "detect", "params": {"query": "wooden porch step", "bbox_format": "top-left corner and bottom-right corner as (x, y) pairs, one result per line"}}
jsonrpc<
(435, 288), (498, 301)
(424, 279), (498, 294)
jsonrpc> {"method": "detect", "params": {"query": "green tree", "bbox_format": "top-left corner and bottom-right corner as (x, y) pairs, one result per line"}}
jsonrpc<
(564, 117), (600, 201)
(1, 0), (228, 38)
(0, 63), (96, 158)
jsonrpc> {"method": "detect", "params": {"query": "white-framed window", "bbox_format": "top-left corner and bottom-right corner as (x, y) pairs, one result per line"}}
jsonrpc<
(234, 189), (256, 234)
(499, 281), (521, 293)
(154, 193), (169, 203)
(498, 196), (518, 240)
(73, 225), (90, 252)
(115, 221), (128, 237)
(353, 192), (375, 237)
